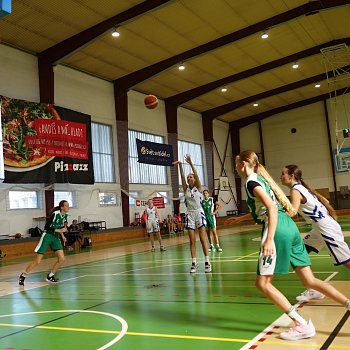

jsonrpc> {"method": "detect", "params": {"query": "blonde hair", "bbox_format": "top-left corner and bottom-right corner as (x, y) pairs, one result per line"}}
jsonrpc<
(285, 164), (337, 220)
(237, 151), (297, 216)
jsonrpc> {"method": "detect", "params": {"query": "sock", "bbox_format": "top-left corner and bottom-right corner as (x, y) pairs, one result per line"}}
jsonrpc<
(192, 258), (197, 264)
(346, 299), (350, 310)
(205, 256), (210, 263)
(22, 272), (28, 276)
(48, 272), (54, 277)
(286, 306), (307, 326)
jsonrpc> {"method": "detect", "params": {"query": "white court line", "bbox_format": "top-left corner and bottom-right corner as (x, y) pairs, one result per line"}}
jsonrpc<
(0, 310), (128, 350)
(239, 272), (339, 350)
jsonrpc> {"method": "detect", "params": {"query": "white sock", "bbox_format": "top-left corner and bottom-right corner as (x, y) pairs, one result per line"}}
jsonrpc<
(346, 299), (350, 310)
(48, 272), (54, 277)
(205, 256), (210, 263)
(192, 258), (197, 264)
(287, 306), (307, 326)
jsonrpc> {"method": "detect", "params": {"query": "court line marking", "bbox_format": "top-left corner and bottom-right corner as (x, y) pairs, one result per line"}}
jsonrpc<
(0, 322), (349, 348)
(239, 272), (339, 350)
(0, 310), (128, 350)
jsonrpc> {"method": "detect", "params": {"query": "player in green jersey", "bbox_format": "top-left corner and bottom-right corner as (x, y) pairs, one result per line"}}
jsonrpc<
(235, 150), (350, 341)
(19, 200), (69, 285)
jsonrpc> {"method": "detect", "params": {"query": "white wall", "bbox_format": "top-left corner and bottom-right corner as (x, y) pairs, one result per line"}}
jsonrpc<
(213, 119), (236, 216)
(2, 43), (346, 236)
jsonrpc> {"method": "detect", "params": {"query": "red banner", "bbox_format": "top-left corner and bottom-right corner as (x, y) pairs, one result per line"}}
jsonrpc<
(153, 196), (165, 209)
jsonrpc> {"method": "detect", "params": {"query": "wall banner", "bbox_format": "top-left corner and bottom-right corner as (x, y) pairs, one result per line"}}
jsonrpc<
(1, 95), (94, 184)
(136, 138), (173, 166)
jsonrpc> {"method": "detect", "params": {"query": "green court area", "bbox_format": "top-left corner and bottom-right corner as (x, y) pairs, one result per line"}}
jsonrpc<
(0, 220), (349, 349)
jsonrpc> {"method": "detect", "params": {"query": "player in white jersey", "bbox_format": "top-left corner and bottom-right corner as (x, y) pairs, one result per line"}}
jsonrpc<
(173, 154), (211, 273)
(281, 164), (350, 302)
(144, 199), (166, 252)
(236, 151), (350, 341)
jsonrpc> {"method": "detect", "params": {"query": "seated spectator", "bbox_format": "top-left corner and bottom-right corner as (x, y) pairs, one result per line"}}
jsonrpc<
(175, 213), (185, 233)
(64, 221), (78, 250)
(69, 219), (80, 232)
(165, 214), (176, 235)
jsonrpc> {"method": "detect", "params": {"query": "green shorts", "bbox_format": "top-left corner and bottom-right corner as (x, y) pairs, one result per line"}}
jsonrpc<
(205, 214), (216, 229)
(34, 231), (63, 254)
(257, 212), (311, 275)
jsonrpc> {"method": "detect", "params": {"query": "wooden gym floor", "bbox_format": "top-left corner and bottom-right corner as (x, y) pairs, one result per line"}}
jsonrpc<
(0, 219), (349, 350)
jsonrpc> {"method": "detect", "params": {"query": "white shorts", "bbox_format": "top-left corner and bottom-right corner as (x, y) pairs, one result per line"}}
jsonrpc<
(147, 220), (159, 234)
(303, 218), (350, 266)
(186, 210), (206, 230)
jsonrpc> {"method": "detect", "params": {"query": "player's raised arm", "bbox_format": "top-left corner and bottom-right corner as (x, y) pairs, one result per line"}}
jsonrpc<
(173, 160), (187, 192)
(184, 154), (201, 191)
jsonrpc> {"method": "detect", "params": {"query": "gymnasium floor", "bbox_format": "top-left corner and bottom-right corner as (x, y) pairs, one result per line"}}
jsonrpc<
(0, 219), (349, 350)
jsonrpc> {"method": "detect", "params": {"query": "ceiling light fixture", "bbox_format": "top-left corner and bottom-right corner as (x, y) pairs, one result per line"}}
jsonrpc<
(261, 32), (269, 39)
(253, 102), (259, 107)
(178, 63), (185, 70)
(221, 87), (228, 92)
(112, 27), (120, 37)
(292, 63), (299, 69)
(315, 83), (321, 88)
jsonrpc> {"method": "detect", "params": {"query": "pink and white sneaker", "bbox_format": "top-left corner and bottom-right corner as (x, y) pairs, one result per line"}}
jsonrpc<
(296, 289), (325, 302)
(280, 320), (316, 341)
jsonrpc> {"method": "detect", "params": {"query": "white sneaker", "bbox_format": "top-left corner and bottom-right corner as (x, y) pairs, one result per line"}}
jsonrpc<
(216, 245), (223, 252)
(208, 244), (214, 252)
(190, 263), (199, 273)
(204, 262), (212, 273)
(280, 320), (316, 341)
(296, 289), (325, 302)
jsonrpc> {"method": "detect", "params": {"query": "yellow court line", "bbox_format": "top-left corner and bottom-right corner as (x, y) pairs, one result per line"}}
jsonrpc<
(1, 323), (350, 349)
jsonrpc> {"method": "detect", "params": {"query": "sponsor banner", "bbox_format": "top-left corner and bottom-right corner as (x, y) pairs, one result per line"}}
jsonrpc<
(153, 196), (165, 209)
(134, 199), (148, 209)
(1, 95), (94, 184)
(136, 138), (173, 166)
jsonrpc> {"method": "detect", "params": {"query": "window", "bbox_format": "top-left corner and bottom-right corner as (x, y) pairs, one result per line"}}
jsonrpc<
(99, 192), (118, 206)
(92, 122), (116, 183)
(54, 191), (77, 208)
(128, 130), (167, 184)
(156, 191), (169, 204)
(178, 140), (205, 185)
(8, 191), (41, 209)
(128, 191), (140, 206)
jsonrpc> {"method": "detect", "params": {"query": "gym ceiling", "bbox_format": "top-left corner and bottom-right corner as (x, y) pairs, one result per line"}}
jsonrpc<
(1, 0), (350, 125)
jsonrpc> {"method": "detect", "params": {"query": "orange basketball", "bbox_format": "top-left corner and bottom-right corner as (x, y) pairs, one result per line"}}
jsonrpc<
(144, 95), (158, 109)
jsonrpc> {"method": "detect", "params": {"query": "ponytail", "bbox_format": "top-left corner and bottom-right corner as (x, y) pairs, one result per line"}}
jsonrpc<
(257, 164), (297, 217)
(300, 179), (337, 220)
(49, 200), (68, 216)
(237, 150), (296, 216)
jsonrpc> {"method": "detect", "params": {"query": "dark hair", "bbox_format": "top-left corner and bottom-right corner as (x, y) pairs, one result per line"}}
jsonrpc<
(285, 165), (337, 220)
(49, 200), (68, 216)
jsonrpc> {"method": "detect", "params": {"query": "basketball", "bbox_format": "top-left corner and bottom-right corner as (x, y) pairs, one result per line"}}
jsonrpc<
(14, 233), (22, 239)
(144, 95), (158, 109)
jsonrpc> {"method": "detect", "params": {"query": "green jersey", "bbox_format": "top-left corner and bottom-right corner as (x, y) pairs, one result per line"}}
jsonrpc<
(201, 197), (215, 216)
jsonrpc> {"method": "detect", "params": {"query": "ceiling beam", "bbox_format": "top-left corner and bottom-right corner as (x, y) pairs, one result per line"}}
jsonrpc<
(38, 0), (173, 65)
(167, 38), (350, 107)
(230, 86), (350, 129)
(114, 0), (350, 89)
(202, 64), (350, 120)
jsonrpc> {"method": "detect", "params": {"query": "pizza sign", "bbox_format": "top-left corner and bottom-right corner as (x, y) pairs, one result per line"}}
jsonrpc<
(0, 95), (94, 184)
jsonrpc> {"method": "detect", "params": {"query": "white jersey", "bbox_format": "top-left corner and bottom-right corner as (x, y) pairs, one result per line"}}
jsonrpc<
(146, 206), (158, 222)
(185, 186), (204, 212)
(292, 183), (329, 224)
(293, 183), (350, 266)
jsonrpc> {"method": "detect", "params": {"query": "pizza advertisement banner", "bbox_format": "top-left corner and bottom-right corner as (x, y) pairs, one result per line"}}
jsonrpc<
(0, 95), (94, 184)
